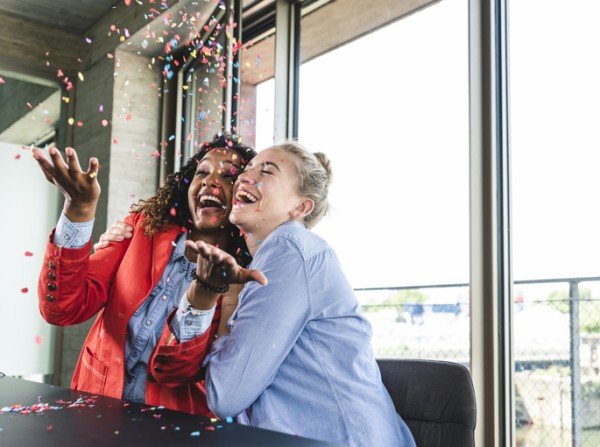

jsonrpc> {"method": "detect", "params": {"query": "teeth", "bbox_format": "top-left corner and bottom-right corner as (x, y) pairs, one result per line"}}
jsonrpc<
(236, 190), (258, 204)
(199, 195), (223, 207)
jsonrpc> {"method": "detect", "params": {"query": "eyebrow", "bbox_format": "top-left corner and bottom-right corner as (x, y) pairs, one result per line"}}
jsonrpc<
(197, 158), (241, 169)
(262, 161), (281, 172)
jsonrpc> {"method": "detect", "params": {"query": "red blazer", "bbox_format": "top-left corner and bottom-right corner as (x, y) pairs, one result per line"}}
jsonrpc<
(38, 212), (217, 415)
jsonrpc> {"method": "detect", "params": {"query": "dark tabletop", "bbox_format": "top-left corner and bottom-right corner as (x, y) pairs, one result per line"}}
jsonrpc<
(0, 376), (345, 447)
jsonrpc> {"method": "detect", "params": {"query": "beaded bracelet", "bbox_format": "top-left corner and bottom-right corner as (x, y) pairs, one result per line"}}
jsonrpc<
(190, 270), (230, 294)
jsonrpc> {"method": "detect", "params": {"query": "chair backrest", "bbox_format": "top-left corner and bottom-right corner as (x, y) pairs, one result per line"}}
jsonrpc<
(377, 359), (477, 447)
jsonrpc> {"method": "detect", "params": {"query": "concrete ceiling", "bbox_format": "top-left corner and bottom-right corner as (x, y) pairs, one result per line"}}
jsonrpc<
(0, 0), (120, 35)
(0, 0), (269, 36)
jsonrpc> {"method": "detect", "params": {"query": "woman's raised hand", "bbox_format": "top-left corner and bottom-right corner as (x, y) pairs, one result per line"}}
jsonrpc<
(32, 146), (100, 222)
(93, 220), (133, 251)
(185, 240), (268, 287)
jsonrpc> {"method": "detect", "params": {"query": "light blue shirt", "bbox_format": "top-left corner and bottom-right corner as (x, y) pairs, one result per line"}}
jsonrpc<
(203, 221), (416, 447)
(53, 213), (215, 404)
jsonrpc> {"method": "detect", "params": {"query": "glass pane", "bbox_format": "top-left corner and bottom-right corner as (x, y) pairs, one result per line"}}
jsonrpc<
(510, 1), (600, 445)
(239, 32), (275, 150)
(182, 15), (231, 160)
(298, 0), (469, 363)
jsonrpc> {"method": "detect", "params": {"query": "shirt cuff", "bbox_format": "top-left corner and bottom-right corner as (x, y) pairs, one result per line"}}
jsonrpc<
(170, 292), (216, 342)
(53, 212), (94, 248)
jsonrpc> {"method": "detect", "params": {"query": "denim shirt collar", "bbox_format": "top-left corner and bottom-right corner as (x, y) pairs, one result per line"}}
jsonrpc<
(171, 232), (196, 275)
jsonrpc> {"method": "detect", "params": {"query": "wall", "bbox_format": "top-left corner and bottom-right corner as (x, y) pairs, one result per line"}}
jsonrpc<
(0, 142), (60, 379)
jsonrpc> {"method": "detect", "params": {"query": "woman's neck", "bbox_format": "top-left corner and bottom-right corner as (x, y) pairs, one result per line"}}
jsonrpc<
(241, 220), (294, 257)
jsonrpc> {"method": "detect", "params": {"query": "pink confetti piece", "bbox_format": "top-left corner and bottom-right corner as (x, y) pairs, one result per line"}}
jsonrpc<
(124, 0), (131, 6)
(0, 77), (5, 84)
(21, 288), (29, 294)
(35, 335), (43, 345)
(24, 251), (33, 257)
(15, 154), (21, 160)
(102, 119), (109, 127)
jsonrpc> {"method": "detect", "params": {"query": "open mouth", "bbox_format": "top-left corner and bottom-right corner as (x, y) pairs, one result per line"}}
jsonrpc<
(198, 194), (225, 209)
(235, 190), (258, 204)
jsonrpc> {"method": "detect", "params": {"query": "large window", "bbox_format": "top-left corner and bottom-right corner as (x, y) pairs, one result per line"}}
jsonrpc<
(510, 1), (600, 445)
(173, 0), (600, 444)
(298, 0), (470, 361)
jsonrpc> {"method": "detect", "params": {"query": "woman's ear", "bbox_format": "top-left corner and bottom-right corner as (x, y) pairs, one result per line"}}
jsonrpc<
(290, 197), (315, 220)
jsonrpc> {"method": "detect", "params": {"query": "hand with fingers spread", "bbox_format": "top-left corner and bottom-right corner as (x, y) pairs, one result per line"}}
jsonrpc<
(186, 240), (267, 289)
(93, 220), (133, 251)
(32, 146), (100, 222)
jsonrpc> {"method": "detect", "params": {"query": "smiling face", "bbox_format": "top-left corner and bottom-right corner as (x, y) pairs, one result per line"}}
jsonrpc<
(187, 148), (241, 236)
(230, 148), (314, 249)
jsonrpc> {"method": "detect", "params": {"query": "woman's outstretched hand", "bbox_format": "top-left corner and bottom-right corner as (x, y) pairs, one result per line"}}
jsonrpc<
(185, 240), (268, 288)
(32, 146), (100, 222)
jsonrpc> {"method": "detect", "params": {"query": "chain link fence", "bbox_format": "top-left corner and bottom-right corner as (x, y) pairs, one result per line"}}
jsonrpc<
(358, 280), (600, 447)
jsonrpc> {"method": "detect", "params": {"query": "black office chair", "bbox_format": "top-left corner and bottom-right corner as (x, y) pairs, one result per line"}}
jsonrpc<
(377, 359), (477, 447)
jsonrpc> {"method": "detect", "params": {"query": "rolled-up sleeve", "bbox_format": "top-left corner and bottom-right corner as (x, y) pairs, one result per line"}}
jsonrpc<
(170, 292), (215, 342)
(53, 212), (94, 248)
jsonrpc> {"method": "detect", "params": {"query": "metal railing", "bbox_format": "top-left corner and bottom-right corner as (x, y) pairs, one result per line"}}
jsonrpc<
(358, 276), (600, 447)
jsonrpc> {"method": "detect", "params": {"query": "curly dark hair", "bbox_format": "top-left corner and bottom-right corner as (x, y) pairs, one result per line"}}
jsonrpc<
(131, 132), (256, 267)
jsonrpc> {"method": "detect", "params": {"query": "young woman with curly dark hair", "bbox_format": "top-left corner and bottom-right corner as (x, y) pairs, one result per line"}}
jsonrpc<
(32, 133), (256, 416)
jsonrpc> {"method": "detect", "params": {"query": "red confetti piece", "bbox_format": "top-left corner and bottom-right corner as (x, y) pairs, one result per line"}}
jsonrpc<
(24, 251), (34, 257)
(21, 288), (29, 294)
(15, 154), (21, 160)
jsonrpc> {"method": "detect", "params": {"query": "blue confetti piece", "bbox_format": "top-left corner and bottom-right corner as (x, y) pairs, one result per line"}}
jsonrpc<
(191, 431), (201, 437)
